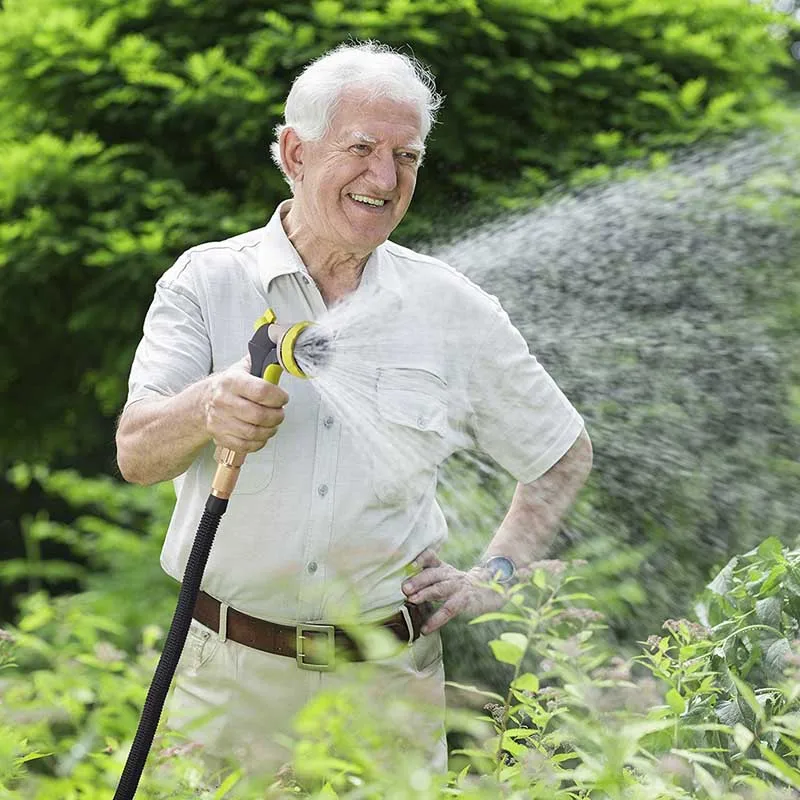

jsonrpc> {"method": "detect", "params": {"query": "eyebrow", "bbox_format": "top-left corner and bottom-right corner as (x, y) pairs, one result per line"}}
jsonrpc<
(353, 131), (378, 145)
(352, 130), (425, 154)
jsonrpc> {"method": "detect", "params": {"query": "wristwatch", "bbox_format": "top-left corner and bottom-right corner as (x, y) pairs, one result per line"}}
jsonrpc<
(481, 555), (517, 585)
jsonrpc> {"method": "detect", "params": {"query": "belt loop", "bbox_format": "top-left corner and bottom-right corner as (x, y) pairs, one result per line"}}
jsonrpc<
(400, 604), (415, 644)
(218, 602), (229, 643)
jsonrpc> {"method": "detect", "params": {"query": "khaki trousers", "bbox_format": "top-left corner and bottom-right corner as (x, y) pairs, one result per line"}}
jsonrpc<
(165, 617), (448, 779)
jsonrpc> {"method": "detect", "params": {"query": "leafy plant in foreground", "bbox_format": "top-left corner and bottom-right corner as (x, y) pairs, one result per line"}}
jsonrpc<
(2, 541), (800, 798)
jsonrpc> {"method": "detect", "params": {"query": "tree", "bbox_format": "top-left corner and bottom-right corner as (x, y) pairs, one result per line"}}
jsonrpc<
(0, 0), (794, 464)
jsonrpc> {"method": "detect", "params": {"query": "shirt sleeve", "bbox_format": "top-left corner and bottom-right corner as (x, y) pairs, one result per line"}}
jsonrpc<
(124, 256), (212, 409)
(467, 307), (584, 484)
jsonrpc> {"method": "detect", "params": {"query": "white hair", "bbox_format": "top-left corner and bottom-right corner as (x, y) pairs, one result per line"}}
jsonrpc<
(269, 41), (443, 184)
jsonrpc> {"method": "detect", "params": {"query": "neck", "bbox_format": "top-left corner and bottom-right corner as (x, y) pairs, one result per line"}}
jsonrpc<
(281, 201), (371, 304)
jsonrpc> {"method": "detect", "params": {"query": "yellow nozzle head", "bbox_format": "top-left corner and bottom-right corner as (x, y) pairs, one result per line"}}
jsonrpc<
(279, 321), (313, 379)
(265, 319), (332, 379)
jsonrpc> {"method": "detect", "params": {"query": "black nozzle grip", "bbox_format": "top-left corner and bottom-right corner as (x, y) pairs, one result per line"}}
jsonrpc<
(248, 324), (279, 378)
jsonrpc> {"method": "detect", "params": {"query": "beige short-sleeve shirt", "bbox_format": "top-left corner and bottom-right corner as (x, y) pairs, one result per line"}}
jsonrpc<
(125, 202), (584, 625)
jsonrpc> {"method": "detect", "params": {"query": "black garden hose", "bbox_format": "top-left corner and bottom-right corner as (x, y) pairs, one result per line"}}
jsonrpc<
(113, 495), (228, 800)
(113, 309), (324, 798)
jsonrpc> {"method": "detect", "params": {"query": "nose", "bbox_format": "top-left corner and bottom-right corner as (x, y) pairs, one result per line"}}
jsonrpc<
(367, 150), (398, 193)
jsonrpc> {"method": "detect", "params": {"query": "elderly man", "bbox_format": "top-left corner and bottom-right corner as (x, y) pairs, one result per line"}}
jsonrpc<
(116, 42), (592, 776)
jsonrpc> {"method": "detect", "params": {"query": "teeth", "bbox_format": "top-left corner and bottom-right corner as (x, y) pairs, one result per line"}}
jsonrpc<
(350, 193), (385, 207)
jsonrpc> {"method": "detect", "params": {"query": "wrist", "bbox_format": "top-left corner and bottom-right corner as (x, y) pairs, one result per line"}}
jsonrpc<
(477, 554), (517, 585)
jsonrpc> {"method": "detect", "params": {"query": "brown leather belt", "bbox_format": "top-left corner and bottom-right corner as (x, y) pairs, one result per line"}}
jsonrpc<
(192, 591), (430, 671)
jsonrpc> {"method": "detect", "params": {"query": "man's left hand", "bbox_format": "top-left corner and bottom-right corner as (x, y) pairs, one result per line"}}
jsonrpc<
(401, 549), (507, 634)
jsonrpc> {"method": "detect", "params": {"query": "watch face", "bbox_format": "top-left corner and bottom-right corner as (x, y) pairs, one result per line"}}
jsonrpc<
(485, 556), (515, 584)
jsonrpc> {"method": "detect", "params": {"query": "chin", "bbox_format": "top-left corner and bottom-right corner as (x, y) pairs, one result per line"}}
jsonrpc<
(349, 227), (393, 250)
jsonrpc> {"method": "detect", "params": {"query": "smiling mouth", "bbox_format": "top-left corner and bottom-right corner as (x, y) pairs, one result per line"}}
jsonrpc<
(348, 193), (388, 208)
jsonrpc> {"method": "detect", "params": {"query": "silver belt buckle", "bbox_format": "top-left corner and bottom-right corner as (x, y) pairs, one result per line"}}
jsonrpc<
(296, 623), (336, 671)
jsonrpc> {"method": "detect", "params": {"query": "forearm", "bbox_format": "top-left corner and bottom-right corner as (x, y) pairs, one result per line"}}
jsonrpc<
(116, 378), (213, 485)
(483, 428), (593, 573)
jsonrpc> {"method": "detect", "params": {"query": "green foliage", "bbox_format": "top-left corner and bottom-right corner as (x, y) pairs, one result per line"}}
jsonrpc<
(3, 545), (800, 798)
(3, 463), (177, 642)
(0, 0), (796, 461)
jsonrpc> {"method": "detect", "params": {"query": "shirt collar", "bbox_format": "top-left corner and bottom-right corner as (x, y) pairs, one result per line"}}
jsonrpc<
(257, 200), (309, 292)
(258, 199), (403, 300)
(360, 243), (403, 301)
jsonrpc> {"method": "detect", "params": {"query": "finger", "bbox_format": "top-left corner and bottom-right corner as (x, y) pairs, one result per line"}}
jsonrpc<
(406, 578), (461, 605)
(402, 565), (456, 595)
(422, 594), (467, 635)
(208, 400), (285, 439)
(412, 549), (441, 570)
(222, 395), (285, 428)
(220, 368), (289, 407)
(227, 417), (283, 445)
(250, 380), (290, 408)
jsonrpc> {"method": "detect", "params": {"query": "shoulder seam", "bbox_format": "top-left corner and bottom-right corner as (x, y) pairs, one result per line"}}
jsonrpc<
(155, 274), (201, 306)
(165, 233), (262, 282)
(188, 238), (261, 257)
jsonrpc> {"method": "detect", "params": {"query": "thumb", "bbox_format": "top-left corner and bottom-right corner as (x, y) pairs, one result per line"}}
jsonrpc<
(236, 352), (252, 373)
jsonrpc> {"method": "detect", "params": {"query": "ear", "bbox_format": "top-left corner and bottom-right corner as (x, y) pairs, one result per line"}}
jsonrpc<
(280, 127), (305, 183)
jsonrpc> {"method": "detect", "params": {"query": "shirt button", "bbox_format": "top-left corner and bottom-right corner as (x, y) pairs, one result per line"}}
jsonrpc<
(417, 415), (427, 428)
(317, 484), (329, 497)
(323, 416), (334, 428)
(307, 561), (318, 574)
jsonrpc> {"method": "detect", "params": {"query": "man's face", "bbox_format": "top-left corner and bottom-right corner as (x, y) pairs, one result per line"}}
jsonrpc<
(291, 92), (424, 254)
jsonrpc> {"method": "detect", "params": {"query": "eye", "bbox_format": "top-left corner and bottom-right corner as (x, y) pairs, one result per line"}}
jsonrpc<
(350, 143), (372, 155)
(397, 151), (420, 165)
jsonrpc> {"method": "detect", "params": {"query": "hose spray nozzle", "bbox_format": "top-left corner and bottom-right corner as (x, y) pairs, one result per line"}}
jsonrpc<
(212, 309), (333, 498)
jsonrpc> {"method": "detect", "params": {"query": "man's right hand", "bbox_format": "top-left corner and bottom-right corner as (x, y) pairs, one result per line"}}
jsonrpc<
(204, 356), (289, 454)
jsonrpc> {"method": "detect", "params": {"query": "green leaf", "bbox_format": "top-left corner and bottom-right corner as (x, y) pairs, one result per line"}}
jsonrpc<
(444, 681), (504, 702)
(470, 611), (525, 625)
(707, 557), (737, 595)
(489, 632), (528, 666)
(666, 688), (686, 714)
(679, 77), (707, 111)
(715, 699), (744, 727)
(213, 770), (243, 798)
(512, 672), (539, 693)
(748, 750), (800, 789)
(670, 749), (728, 770)
(757, 537), (784, 561)
(755, 596), (783, 629)
(765, 638), (791, 676)
(706, 91), (740, 121)
(729, 673), (765, 724)
(733, 723), (754, 753)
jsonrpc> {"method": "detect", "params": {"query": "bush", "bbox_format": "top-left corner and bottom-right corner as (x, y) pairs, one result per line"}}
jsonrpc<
(3, 540), (800, 798)
(0, 0), (796, 462)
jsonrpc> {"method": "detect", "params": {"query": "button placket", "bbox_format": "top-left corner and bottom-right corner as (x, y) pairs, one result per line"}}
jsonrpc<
(301, 408), (340, 618)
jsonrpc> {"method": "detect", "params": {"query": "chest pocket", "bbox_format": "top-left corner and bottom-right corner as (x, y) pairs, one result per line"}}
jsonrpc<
(233, 445), (277, 495)
(372, 367), (450, 504)
(196, 443), (276, 497)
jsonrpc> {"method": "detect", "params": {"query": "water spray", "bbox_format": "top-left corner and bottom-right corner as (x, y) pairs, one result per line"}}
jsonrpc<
(113, 309), (330, 800)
